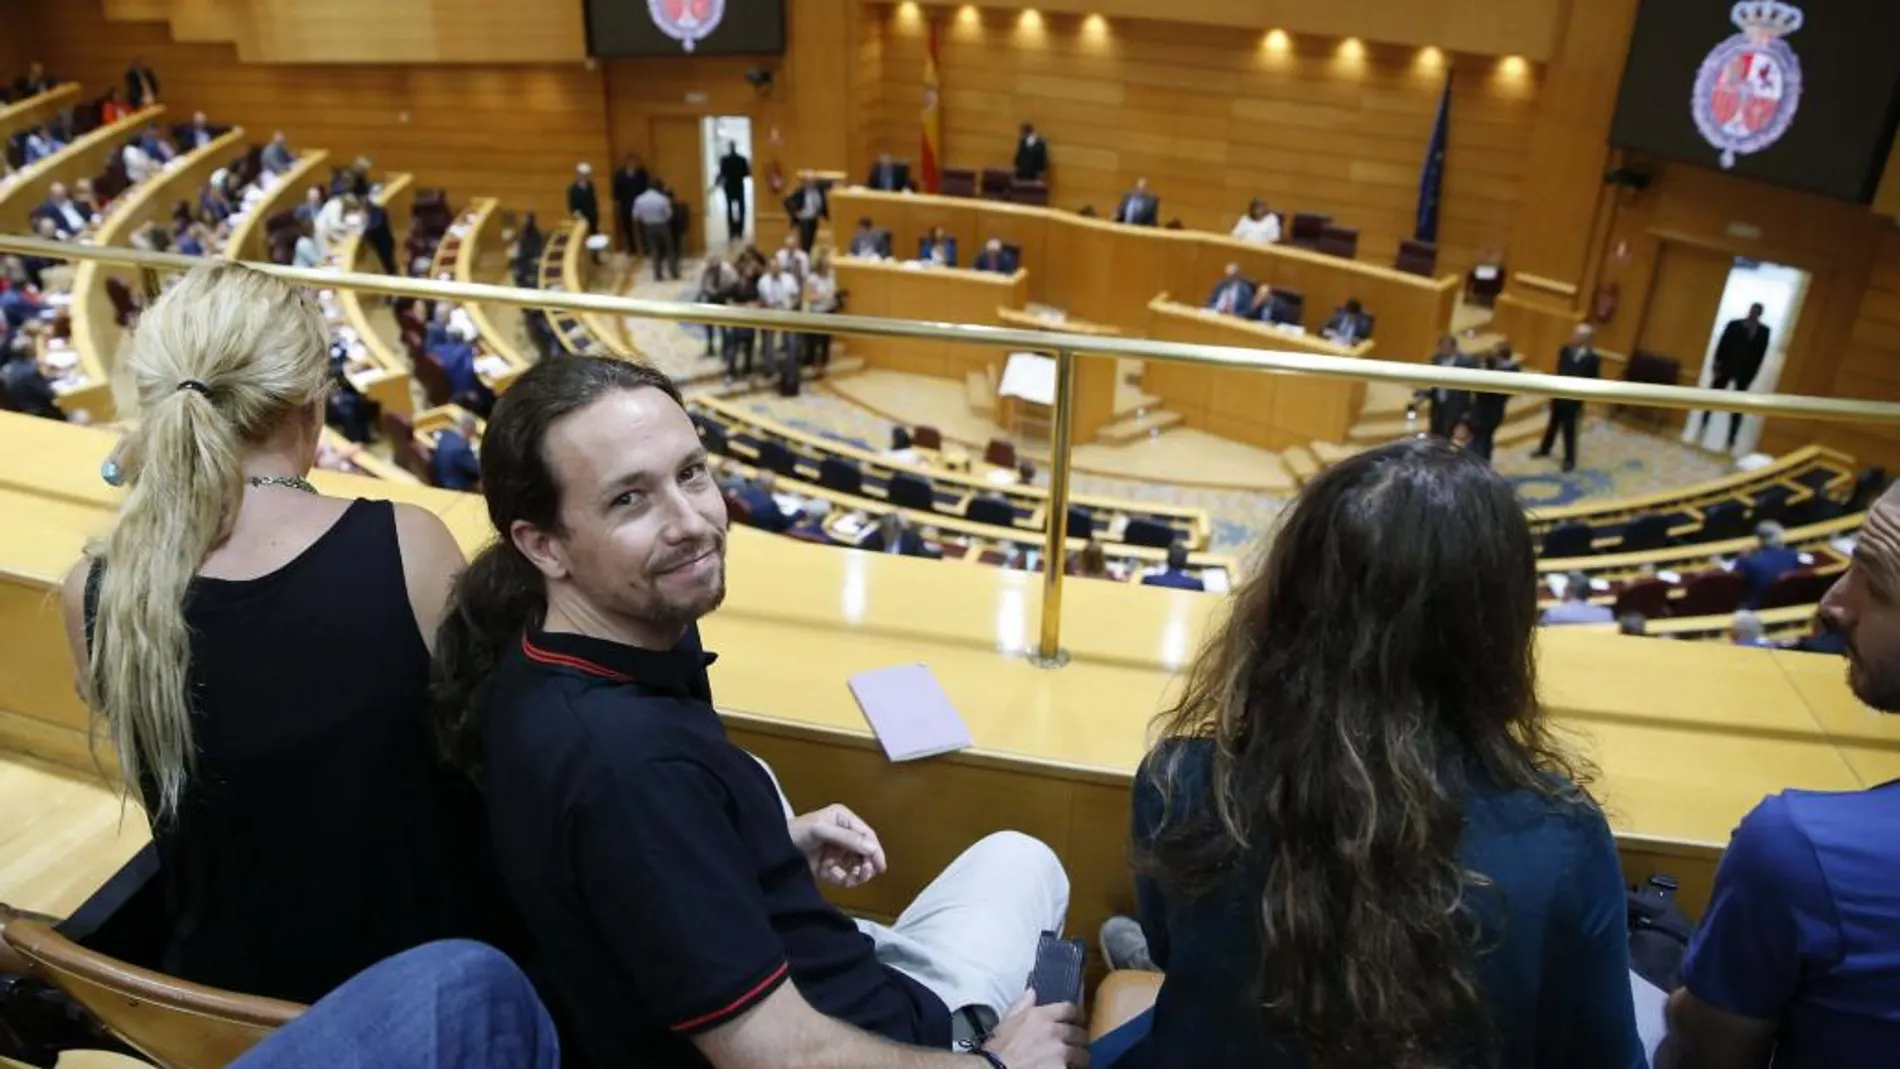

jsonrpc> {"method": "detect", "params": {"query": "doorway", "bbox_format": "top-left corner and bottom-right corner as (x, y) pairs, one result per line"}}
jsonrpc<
(700, 115), (754, 250)
(1680, 258), (1810, 456)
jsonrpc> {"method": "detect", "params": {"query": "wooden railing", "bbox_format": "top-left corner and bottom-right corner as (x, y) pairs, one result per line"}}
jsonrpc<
(0, 84), (83, 153)
(336, 172), (415, 418)
(0, 106), (164, 235)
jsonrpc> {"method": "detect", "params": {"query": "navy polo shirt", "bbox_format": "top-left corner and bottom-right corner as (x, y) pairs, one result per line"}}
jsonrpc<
(481, 623), (949, 1068)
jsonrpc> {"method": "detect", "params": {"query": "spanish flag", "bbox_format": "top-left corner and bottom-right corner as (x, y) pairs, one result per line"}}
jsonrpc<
(920, 19), (942, 193)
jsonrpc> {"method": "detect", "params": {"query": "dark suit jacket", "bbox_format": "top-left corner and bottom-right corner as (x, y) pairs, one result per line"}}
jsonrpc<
(1552, 344), (1601, 414)
(716, 153), (749, 192)
(1206, 278), (1256, 314)
(1713, 319), (1771, 385)
(611, 166), (650, 209)
(1115, 192), (1159, 226)
(736, 487), (794, 533)
(972, 248), (1015, 274)
(125, 65), (160, 107)
(1322, 311), (1373, 344)
(1142, 569), (1206, 592)
(919, 237), (959, 267)
(1736, 546), (1801, 610)
(0, 357), (63, 420)
(567, 180), (599, 224)
(862, 529), (939, 558)
(429, 430), (482, 492)
(1253, 291), (1296, 325)
(1472, 358), (1521, 431)
(866, 162), (908, 192)
(1014, 135), (1048, 180)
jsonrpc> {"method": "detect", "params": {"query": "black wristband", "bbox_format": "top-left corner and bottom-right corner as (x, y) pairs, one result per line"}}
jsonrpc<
(970, 1052), (1006, 1069)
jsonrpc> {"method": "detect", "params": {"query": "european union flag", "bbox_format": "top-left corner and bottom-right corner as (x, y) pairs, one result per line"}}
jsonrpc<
(1416, 71), (1452, 244)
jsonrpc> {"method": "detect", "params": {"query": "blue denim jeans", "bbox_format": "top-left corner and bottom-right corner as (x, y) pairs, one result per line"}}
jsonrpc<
(1091, 1007), (1153, 1067)
(230, 941), (559, 1069)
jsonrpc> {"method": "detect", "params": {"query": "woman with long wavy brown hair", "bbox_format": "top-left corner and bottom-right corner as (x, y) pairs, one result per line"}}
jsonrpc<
(1097, 438), (1643, 1069)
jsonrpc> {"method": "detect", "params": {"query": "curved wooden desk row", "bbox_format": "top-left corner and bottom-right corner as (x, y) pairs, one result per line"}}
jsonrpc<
(0, 84), (82, 152)
(1142, 295), (1372, 451)
(706, 446), (1237, 581)
(0, 106), (164, 236)
(3, 413), (1898, 934)
(1539, 510), (1863, 580)
(829, 187), (1460, 365)
(1577, 603), (1822, 642)
(225, 150), (330, 265)
(689, 394), (1211, 549)
(1526, 445), (1856, 531)
(68, 128), (251, 423)
(534, 221), (638, 361)
(334, 173), (416, 420)
(830, 255), (1029, 382)
(434, 198), (528, 393)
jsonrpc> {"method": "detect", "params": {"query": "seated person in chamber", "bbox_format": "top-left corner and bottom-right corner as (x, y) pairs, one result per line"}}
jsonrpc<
(56, 264), (519, 1005)
(1249, 286), (1296, 326)
(1736, 521), (1801, 610)
(1321, 297), (1373, 345)
(865, 152), (908, 192)
(864, 510), (940, 559)
(733, 469), (797, 534)
(885, 426), (920, 466)
(1068, 539), (1111, 580)
(919, 225), (958, 267)
(788, 498), (833, 542)
(1115, 177), (1160, 227)
(429, 411), (482, 492)
(1666, 483), (1900, 1064)
(1729, 610), (1774, 649)
(1205, 263), (1255, 316)
(1230, 198), (1282, 245)
(971, 238), (1014, 275)
(1140, 542), (1204, 592)
(847, 217), (888, 258)
(1094, 438), (1642, 1068)
(1542, 570), (1613, 626)
(429, 357), (1081, 1069)
(0, 340), (64, 422)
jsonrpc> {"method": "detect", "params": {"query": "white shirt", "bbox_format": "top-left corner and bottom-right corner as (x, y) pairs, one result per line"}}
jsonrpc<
(757, 271), (800, 310)
(774, 246), (810, 278)
(314, 197), (353, 257)
(1231, 213), (1282, 245)
(805, 273), (837, 312)
(122, 143), (157, 184)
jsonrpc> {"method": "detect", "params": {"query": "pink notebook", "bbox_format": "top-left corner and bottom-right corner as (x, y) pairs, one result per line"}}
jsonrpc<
(847, 663), (973, 762)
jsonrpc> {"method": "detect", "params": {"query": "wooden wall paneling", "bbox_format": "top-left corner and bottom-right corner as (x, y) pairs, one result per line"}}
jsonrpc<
(786, 0), (854, 174)
(227, 149), (327, 263)
(852, 0), (886, 178)
(1499, 0), (1637, 292)
(15, 0), (609, 227)
(97, 0), (585, 62)
(1634, 242), (1731, 372)
(874, 7), (1540, 278)
(649, 114), (707, 255)
(934, 0), (1565, 61)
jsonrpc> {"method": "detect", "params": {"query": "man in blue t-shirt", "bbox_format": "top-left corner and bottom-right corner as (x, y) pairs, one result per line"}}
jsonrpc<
(1667, 483), (1900, 1067)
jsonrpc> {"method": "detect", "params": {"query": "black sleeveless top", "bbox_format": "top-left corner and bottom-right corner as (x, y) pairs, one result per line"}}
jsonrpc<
(87, 499), (520, 1003)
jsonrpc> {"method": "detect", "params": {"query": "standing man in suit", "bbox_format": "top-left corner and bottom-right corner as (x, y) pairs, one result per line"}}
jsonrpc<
(866, 152), (905, 192)
(1205, 263), (1255, 317)
(1697, 302), (1772, 452)
(1469, 342), (1521, 462)
(784, 176), (828, 253)
(632, 182), (678, 282)
(125, 58), (160, 108)
(362, 195), (397, 275)
(1321, 298), (1373, 346)
(1535, 323), (1601, 473)
(1418, 334), (1478, 439)
(1115, 178), (1158, 227)
(712, 142), (750, 244)
(611, 154), (650, 257)
(1014, 122), (1048, 182)
(568, 163), (601, 265)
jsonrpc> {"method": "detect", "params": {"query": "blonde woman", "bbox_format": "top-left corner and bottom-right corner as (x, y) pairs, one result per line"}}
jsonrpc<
(59, 262), (517, 1003)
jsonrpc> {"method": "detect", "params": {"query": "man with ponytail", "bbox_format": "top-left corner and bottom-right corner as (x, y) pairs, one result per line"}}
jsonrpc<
(433, 355), (1085, 1069)
(1093, 438), (1644, 1069)
(59, 262), (520, 1004)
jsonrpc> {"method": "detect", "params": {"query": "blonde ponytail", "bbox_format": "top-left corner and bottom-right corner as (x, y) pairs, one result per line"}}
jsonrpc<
(87, 262), (331, 820)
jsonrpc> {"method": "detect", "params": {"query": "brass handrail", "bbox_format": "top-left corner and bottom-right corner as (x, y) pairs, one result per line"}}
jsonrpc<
(9, 233), (1900, 664)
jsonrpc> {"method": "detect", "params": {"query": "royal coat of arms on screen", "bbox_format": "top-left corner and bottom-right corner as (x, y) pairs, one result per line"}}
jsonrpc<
(1692, 0), (1805, 169)
(648, 0), (726, 52)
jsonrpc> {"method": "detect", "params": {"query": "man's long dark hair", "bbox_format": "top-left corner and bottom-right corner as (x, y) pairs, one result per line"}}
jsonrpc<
(430, 355), (686, 783)
(1140, 438), (1593, 1069)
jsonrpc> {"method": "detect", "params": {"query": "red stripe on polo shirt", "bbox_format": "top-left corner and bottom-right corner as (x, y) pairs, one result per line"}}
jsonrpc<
(669, 962), (792, 1034)
(519, 635), (630, 682)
